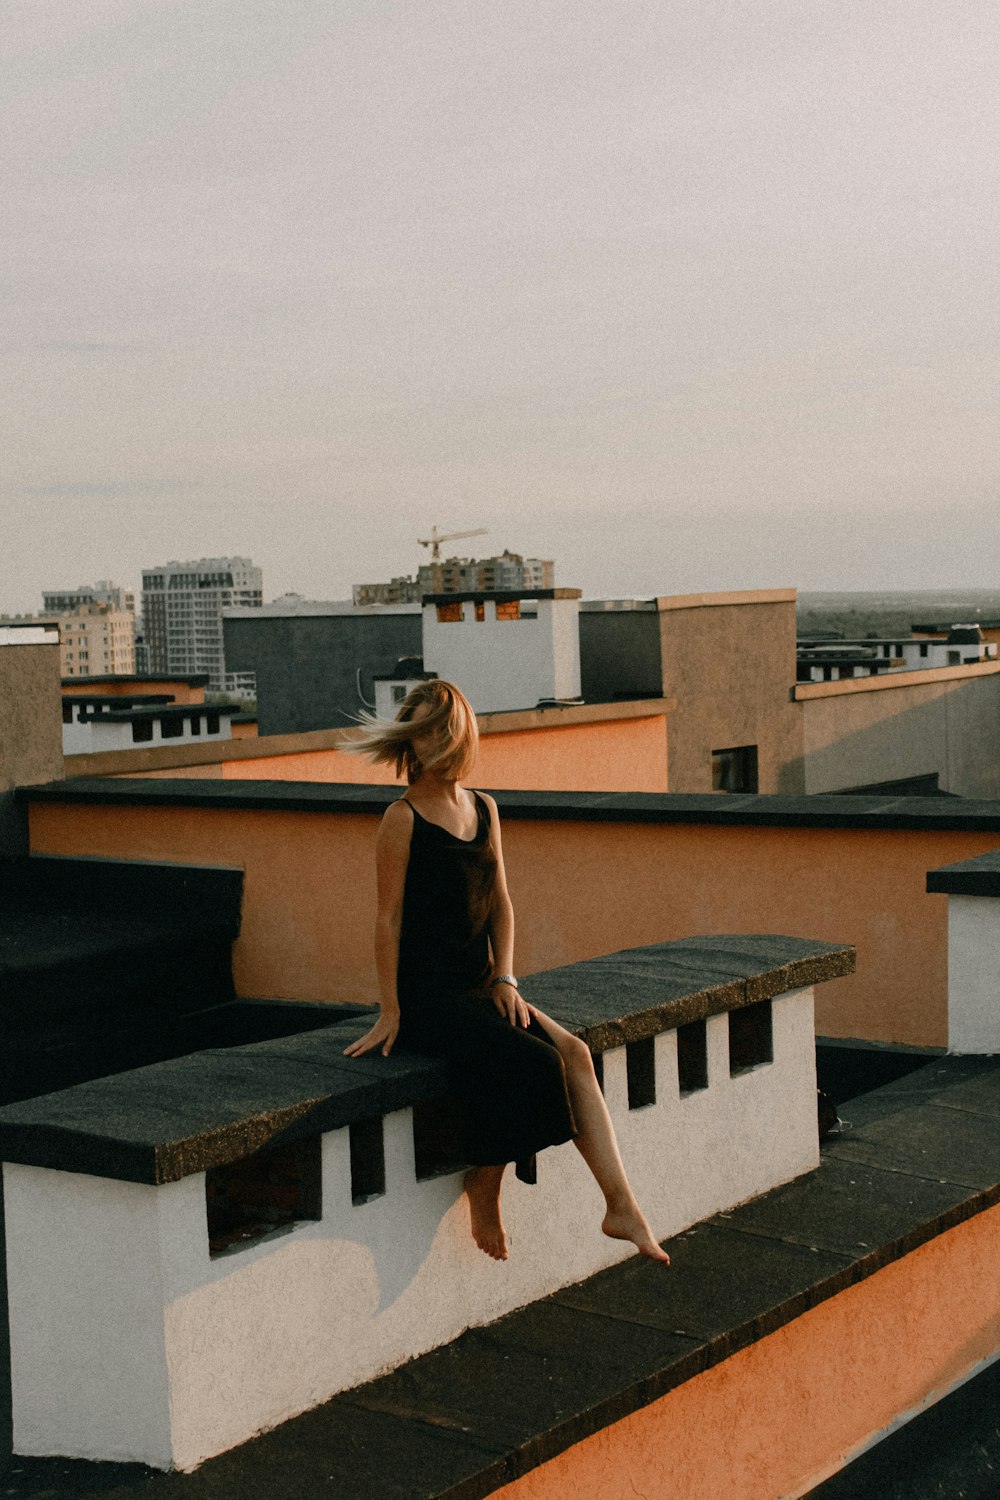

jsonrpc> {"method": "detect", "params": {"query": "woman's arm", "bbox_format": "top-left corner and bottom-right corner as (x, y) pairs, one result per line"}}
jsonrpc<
(482, 793), (531, 1029)
(343, 800), (412, 1057)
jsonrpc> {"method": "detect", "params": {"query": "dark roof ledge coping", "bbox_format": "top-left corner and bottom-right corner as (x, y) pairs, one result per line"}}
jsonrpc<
(0, 935), (853, 1186)
(21, 780), (1000, 832)
(927, 849), (1000, 898)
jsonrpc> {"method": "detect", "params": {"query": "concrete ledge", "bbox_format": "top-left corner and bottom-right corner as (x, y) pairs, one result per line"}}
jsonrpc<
(794, 658), (1000, 700)
(927, 849), (1000, 897)
(2, 937), (840, 1470)
(0, 936), (853, 1184)
(653, 589), (797, 611)
(22, 778), (1000, 831)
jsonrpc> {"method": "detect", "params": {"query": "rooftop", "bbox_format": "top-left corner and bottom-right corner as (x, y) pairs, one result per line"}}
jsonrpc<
(3, 1048), (996, 1500)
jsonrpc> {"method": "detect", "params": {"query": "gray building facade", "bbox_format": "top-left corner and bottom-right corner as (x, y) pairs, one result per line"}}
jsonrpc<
(223, 600), (422, 734)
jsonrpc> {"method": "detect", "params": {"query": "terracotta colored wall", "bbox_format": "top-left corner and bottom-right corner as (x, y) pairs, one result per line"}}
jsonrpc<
(27, 799), (1000, 1044)
(218, 715), (669, 794)
(60, 677), (206, 704)
(657, 594), (804, 795)
(489, 1201), (1000, 1500)
(29, 802), (382, 1006)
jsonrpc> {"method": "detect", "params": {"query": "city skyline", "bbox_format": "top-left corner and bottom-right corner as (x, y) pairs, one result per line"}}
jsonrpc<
(5, 1), (1000, 614)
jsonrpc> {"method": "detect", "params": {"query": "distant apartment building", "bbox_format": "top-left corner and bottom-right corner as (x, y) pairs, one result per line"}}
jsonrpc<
(55, 601), (136, 679)
(43, 579), (135, 615)
(351, 576), (422, 606)
(352, 550), (554, 606)
(141, 557), (262, 699)
(2, 581), (137, 679)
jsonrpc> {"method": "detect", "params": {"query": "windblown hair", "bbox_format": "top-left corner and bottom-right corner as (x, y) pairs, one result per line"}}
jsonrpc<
(345, 679), (479, 785)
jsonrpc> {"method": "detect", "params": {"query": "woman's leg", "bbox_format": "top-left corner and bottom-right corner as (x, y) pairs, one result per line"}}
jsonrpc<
(464, 1164), (508, 1261)
(530, 1008), (670, 1264)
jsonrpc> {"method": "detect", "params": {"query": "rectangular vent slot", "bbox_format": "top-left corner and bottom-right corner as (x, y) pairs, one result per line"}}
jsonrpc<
(626, 1037), (656, 1109)
(349, 1116), (386, 1205)
(729, 1000), (774, 1076)
(677, 1019), (709, 1096)
(207, 1135), (321, 1256)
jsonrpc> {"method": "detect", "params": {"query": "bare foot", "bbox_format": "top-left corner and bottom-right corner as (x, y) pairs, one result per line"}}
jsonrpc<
(602, 1202), (671, 1264)
(464, 1166), (509, 1261)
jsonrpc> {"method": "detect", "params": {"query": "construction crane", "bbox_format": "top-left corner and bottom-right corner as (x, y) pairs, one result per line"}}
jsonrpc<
(417, 525), (488, 561)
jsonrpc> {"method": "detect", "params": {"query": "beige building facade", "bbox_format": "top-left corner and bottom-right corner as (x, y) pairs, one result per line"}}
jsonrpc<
(51, 602), (136, 679)
(0, 602), (137, 679)
(655, 590), (803, 794)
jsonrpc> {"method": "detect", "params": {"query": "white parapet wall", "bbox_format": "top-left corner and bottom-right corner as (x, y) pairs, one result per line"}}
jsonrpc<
(927, 853), (1000, 1053)
(947, 895), (1000, 1052)
(62, 706), (232, 755)
(3, 986), (819, 1472)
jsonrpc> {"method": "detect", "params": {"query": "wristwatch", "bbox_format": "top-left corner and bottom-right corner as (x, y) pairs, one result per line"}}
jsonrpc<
(490, 973), (518, 990)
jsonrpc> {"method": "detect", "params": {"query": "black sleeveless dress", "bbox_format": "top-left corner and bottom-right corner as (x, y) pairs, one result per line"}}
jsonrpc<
(395, 792), (576, 1181)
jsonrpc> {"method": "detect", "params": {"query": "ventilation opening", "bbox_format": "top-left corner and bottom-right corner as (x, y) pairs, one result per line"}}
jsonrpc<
(349, 1116), (386, 1205)
(626, 1037), (656, 1109)
(207, 1135), (321, 1256)
(711, 744), (759, 793)
(677, 1019), (709, 1096)
(729, 1001), (773, 1075)
(413, 1095), (468, 1181)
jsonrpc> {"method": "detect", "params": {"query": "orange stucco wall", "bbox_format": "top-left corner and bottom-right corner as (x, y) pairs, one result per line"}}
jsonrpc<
(27, 799), (1000, 1044)
(60, 677), (207, 704)
(491, 1201), (1000, 1500)
(64, 710), (670, 794)
(217, 715), (669, 794)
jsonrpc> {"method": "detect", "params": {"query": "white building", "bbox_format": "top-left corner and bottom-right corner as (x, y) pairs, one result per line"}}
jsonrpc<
(61, 695), (233, 754)
(421, 587), (582, 713)
(797, 627), (997, 683)
(142, 557), (262, 699)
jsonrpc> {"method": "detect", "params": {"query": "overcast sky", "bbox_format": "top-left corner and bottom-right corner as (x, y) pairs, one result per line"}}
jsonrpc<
(3, 0), (999, 612)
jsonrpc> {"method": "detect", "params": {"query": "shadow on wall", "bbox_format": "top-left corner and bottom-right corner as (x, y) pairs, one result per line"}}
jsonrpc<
(792, 672), (1000, 797)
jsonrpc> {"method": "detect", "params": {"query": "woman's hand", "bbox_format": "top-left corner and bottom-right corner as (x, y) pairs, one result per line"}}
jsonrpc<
(492, 981), (531, 1029)
(343, 1008), (400, 1058)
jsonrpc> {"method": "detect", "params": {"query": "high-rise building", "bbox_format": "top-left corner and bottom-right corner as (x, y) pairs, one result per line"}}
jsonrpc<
(352, 550), (554, 606)
(141, 557), (262, 698)
(43, 580), (135, 615)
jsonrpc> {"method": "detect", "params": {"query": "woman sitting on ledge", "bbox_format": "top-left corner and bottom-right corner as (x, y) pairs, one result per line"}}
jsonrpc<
(344, 678), (669, 1266)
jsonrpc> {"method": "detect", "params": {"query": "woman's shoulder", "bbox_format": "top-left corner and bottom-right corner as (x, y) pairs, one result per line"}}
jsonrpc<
(379, 797), (416, 841)
(472, 790), (500, 827)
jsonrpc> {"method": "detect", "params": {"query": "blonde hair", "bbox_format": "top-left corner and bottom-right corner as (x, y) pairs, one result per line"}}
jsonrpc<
(345, 679), (479, 784)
